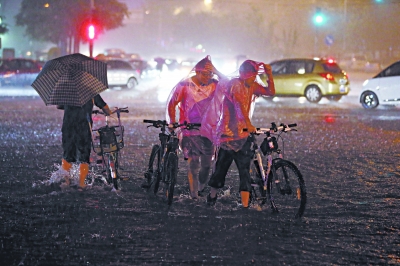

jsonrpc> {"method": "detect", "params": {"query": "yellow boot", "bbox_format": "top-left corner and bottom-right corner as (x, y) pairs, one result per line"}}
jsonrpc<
(79, 163), (89, 189)
(240, 191), (250, 208)
(61, 159), (72, 185)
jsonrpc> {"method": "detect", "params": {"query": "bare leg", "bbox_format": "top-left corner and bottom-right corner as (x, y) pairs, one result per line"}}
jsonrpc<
(198, 154), (212, 192)
(187, 156), (200, 199)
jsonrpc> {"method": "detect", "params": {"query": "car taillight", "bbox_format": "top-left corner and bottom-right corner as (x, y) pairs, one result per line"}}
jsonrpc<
(319, 73), (335, 81)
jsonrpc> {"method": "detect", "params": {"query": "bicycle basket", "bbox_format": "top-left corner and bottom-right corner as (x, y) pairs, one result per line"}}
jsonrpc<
(97, 126), (119, 153)
(113, 125), (124, 149)
(260, 136), (278, 155)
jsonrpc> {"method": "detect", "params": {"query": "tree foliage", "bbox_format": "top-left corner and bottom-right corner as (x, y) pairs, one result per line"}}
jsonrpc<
(15, 0), (129, 45)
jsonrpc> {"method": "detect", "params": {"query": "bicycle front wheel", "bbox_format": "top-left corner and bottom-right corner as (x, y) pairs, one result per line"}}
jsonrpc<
(165, 153), (178, 205)
(103, 153), (120, 190)
(250, 159), (266, 205)
(109, 153), (120, 190)
(268, 159), (307, 218)
(144, 145), (161, 194)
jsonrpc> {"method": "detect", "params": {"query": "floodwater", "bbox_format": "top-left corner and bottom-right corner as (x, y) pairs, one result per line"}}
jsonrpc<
(0, 78), (399, 265)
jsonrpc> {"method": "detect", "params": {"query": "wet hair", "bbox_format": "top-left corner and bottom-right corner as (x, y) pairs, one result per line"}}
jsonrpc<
(239, 60), (257, 78)
(195, 55), (212, 71)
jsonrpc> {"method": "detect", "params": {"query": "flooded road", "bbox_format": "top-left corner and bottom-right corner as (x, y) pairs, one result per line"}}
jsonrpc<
(0, 75), (399, 265)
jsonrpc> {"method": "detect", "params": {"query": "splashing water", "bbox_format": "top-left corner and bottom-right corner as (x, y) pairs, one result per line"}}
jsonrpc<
(38, 163), (82, 187)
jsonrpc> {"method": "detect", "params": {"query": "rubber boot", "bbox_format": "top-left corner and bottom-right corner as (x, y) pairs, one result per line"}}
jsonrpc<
(79, 163), (89, 189)
(240, 191), (250, 208)
(61, 159), (72, 185)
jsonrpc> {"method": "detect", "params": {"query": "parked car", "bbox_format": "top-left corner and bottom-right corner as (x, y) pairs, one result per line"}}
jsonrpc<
(339, 55), (381, 73)
(359, 60), (400, 109)
(100, 59), (140, 89)
(339, 55), (368, 71)
(0, 58), (42, 86)
(262, 58), (350, 103)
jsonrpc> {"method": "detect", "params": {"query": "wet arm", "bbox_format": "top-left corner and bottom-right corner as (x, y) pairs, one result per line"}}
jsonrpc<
(167, 86), (184, 123)
(263, 64), (275, 96)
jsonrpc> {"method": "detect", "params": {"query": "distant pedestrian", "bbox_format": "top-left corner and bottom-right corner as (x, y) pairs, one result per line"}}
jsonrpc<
(201, 60), (275, 207)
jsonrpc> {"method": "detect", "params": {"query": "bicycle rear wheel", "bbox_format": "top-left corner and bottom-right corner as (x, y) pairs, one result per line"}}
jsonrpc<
(165, 153), (178, 205)
(103, 153), (120, 190)
(144, 145), (161, 194)
(267, 159), (307, 218)
(250, 159), (266, 205)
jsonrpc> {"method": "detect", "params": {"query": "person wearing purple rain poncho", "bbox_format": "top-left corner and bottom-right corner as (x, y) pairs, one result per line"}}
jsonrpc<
(166, 56), (225, 199)
(200, 60), (275, 208)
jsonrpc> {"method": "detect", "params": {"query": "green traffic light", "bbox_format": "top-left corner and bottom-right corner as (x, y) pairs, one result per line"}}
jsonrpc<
(314, 14), (324, 24)
(313, 7), (325, 25)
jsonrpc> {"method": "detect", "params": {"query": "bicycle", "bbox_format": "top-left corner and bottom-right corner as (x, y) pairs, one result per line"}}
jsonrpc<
(248, 122), (307, 218)
(142, 120), (200, 205)
(88, 107), (129, 191)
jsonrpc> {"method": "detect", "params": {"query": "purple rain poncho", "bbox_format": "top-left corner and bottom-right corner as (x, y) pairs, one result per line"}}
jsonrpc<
(166, 63), (219, 137)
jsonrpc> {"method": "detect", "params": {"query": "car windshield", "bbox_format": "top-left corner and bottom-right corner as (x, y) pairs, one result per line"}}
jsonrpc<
(322, 62), (342, 74)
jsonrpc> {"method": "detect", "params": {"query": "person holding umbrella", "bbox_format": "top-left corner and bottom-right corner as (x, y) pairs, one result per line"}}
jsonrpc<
(32, 53), (112, 189)
(57, 96), (111, 189)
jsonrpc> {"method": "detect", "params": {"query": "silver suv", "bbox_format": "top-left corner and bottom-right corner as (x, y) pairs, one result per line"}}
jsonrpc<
(101, 59), (140, 89)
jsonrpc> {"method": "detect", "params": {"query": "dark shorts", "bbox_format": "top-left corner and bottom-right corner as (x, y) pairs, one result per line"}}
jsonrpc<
(181, 135), (214, 158)
(62, 121), (92, 164)
(208, 136), (253, 192)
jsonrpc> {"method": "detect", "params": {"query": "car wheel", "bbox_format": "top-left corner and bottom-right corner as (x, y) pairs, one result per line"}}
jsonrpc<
(126, 78), (137, 89)
(360, 91), (379, 109)
(305, 85), (322, 103)
(327, 95), (342, 102)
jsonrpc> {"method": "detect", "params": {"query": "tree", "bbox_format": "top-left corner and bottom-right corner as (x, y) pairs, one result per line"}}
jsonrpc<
(15, 0), (129, 55)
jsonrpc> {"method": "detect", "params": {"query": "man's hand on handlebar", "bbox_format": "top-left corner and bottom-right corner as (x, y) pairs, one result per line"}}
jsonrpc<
(167, 123), (176, 133)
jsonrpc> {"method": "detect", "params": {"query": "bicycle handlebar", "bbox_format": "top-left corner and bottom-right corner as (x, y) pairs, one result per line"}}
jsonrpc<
(256, 123), (297, 134)
(245, 122), (297, 135)
(143, 119), (200, 130)
(93, 107), (129, 115)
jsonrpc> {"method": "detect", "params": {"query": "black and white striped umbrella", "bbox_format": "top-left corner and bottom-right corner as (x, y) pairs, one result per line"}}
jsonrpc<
(31, 53), (108, 107)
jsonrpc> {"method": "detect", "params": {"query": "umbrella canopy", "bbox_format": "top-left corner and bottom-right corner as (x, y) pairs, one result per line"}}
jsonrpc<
(31, 53), (108, 107)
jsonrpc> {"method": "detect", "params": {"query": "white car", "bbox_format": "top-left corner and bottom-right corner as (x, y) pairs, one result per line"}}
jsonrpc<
(360, 60), (400, 109)
(101, 59), (140, 89)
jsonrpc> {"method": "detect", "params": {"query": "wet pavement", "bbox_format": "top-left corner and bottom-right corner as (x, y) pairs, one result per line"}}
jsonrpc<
(0, 76), (399, 265)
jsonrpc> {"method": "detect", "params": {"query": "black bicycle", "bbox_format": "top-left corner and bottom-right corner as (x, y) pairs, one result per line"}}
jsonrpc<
(249, 122), (307, 218)
(142, 120), (200, 205)
(89, 107), (129, 190)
